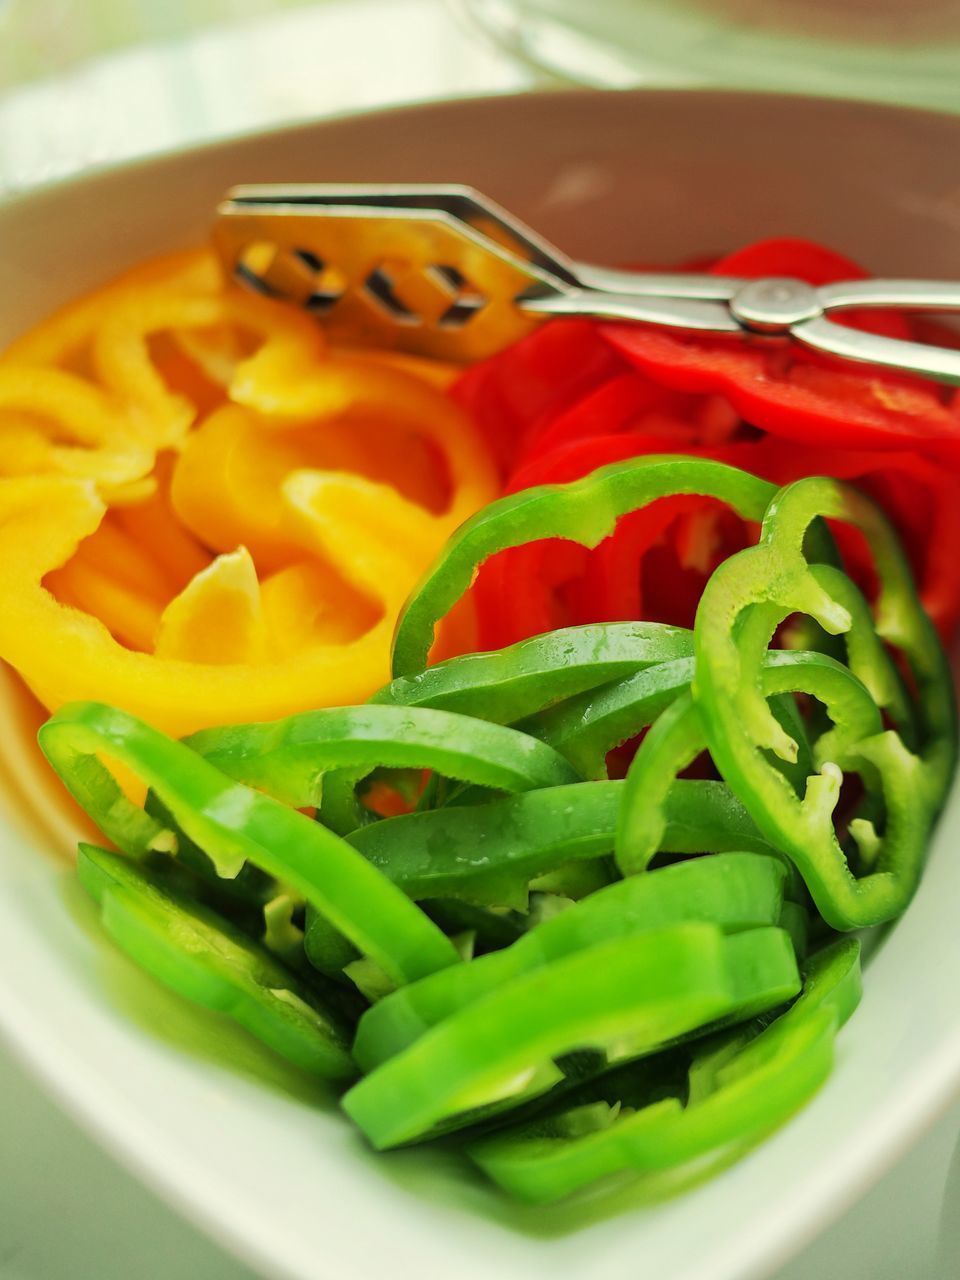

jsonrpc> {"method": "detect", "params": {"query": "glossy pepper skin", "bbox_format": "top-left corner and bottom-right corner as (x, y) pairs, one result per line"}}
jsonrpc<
(352, 852), (787, 1072)
(37, 446), (952, 1210)
(392, 456), (777, 677)
(0, 249), (497, 739)
(38, 701), (460, 985)
(466, 938), (861, 1204)
(342, 924), (800, 1149)
(454, 237), (960, 643)
(78, 842), (355, 1080)
(185, 703), (580, 836)
(690, 478), (957, 929)
(389, 455), (955, 931)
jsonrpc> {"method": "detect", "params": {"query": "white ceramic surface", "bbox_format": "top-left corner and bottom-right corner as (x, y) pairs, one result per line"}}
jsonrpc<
(3, 91), (960, 1280)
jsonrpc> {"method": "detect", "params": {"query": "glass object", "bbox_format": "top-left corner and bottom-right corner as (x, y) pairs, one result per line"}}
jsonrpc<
(453, 0), (960, 109)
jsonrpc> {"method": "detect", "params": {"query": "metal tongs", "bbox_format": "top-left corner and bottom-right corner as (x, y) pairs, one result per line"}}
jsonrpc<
(214, 184), (960, 383)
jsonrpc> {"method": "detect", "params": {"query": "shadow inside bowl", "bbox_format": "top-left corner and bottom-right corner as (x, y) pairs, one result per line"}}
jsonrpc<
(59, 872), (341, 1112)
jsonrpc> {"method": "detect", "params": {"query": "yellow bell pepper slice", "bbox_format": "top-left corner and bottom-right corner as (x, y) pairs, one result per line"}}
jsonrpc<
(154, 547), (268, 665)
(0, 246), (499, 740)
(0, 250), (221, 369)
(0, 366), (153, 492)
(0, 476), (403, 737)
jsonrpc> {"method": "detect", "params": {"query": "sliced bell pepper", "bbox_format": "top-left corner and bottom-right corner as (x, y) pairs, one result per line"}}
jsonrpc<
(38, 701), (460, 985)
(453, 237), (960, 643)
(497, 431), (960, 639)
(342, 924), (799, 1149)
(466, 937), (860, 1204)
(691, 477), (956, 928)
(616, 649), (889, 878)
(0, 252), (498, 738)
(391, 456), (777, 677)
(374, 621), (694, 724)
(346, 778), (779, 910)
(352, 852), (787, 1072)
(185, 703), (579, 836)
(78, 842), (355, 1080)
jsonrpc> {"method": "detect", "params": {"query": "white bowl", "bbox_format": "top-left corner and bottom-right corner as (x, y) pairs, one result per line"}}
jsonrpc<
(2, 90), (960, 1280)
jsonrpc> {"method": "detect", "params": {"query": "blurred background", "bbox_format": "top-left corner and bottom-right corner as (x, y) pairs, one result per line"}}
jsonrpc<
(4, 0), (960, 195)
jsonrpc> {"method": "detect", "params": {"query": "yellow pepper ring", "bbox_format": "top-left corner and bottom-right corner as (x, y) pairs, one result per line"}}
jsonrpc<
(0, 477), (409, 737)
(0, 247), (500, 740)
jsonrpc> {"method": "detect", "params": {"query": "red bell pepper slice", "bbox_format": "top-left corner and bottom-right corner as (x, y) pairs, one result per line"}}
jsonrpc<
(455, 237), (960, 645)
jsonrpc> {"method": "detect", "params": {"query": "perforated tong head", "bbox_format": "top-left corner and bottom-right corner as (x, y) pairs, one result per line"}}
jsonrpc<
(215, 183), (960, 383)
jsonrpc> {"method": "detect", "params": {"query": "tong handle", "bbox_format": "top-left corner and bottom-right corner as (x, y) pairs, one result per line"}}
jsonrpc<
(796, 316), (960, 386)
(522, 289), (741, 334)
(819, 279), (960, 313)
(572, 264), (741, 302)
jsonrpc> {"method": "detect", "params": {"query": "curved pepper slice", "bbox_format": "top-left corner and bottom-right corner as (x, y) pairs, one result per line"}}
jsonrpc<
(171, 363), (496, 572)
(493, 425), (960, 641)
(616, 649), (886, 876)
(391, 456), (777, 678)
(455, 236), (960, 641)
(529, 656), (694, 778)
(605, 323), (960, 458)
(529, 650), (819, 784)
(466, 937), (860, 1203)
(374, 621), (693, 724)
(0, 366), (154, 495)
(38, 701), (460, 985)
(345, 778), (779, 909)
(0, 250), (221, 369)
(78, 842), (355, 1080)
(0, 251), (499, 739)
(342, 924), (799, 1149)
(352, 852), (786, 1072)
(185, 704), (579, 836)
(0, 475), (450, 738)
(692, 478), (957, 928)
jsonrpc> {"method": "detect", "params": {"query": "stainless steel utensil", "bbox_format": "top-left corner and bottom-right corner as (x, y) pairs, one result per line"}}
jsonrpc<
(215, 183), (960, 381)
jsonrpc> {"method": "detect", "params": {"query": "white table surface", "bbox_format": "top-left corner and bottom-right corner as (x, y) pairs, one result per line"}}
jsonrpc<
(2, 3), (960, 1276)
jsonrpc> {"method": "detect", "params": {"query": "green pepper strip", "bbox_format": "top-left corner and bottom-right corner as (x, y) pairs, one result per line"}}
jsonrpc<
(78, 843), (356, 1080)
(38, 702), (460, 986)
(526, 651), (819, 782)
(391, 457), (778, 678)
(693, 477), (957, 929)
(617, 649), (885, 877)
(345, 778), (780, 910)
(342, 924), (799, 1149)
(186, 704), (579, 835)
(375, 621), (694, 723)
(352, 852), (786, 1072)
(527, 657), (695, 778)
(466, 937), (860, 1203)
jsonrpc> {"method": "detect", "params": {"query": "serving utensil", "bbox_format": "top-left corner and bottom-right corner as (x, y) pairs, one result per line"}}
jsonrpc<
(215, 183), (960, 382)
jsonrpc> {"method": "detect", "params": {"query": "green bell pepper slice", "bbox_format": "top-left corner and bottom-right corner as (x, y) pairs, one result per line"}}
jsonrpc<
(617, 649), (885, 877)
(78, 843), (355, 1080)
(352, 852), (787, 1072)
(38, 702), (460, 985)
(693, 477), (957, 928)
(467, 937), (860, 1202)
(342, 923), (799, 1149)
(528, 649), (825, 783)
(186, 704), (579, 835)
(374, 621), (694, 724)
(345, 778), (780, 909)
(392, 457), (778, 678)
